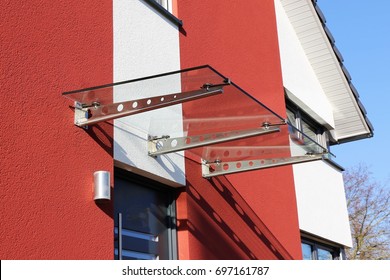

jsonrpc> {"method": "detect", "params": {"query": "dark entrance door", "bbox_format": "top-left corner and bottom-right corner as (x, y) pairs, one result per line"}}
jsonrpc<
(114, 170), (177, 260)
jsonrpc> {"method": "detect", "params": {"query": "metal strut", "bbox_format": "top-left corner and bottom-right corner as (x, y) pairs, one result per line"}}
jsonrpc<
(74, 84), (227, 127)
(148, 126), (280, 157)
(201, 154), (327, 178)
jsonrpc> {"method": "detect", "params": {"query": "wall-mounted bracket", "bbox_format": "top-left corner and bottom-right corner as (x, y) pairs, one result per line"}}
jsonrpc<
(201, 154), (327, 178)
(148, 126), (281, 157)
(74, 85), (226, 127)
(74, 102), (89, 129)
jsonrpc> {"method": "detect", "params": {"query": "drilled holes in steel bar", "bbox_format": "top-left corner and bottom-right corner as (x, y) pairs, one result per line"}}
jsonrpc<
(202, 154), (325, 178)
(75, 85), (225, 127)
(148, 126), (280, 157)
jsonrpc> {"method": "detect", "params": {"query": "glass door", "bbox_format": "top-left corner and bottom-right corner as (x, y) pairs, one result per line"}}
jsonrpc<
(114, 170), (177, 260)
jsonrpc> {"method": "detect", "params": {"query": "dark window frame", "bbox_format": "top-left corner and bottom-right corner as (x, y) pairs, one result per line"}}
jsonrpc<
(114, 167), (178, 260)
(144, 0), (183, 27)
(286, 98), (347, 171)
(286, 100), (330, 151)
(301, 238), (342, 260)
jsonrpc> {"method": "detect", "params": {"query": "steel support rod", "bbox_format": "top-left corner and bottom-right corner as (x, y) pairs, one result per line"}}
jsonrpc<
(202, 154), (326, 178)
(75, 86), (225, 127)
(148, 126), (280, 157)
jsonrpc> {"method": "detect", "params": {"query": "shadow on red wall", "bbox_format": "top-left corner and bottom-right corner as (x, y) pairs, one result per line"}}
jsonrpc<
(178, 159), (293, 260)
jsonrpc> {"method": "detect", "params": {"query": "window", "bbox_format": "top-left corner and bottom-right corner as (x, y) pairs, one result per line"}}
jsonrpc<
(317, 247), (334, 260)
(146, 0), (182, 27)
(286, 102), (330, 154)
(302, 242), (313, 260)
(154, 0), (171, 12)
(301, 238), (343, 260)
(114, 169), (177, 260)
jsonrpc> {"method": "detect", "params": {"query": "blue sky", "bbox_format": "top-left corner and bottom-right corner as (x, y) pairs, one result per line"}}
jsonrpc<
(317, 0), (390, 185)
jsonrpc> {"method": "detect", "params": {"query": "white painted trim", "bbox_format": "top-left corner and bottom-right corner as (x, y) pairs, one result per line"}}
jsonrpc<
(293, 161), (353, 247)
(113, 0), (184, 186)
(275, 0), (335, 129)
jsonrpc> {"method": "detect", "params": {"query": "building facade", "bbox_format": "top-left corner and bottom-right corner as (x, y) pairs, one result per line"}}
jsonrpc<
(0, 0), (373, 260)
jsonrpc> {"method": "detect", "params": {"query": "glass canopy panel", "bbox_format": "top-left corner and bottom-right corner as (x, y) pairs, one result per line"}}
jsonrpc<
(199, 124), (326, 163)
(199, 126), (327, 178)
(63, 65), (328, 175)
(62, 66), (227, 105)
(62, 66), (229, 127)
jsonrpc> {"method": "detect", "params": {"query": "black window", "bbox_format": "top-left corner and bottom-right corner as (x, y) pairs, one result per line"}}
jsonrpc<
(301, 238), (343, 260)
(154, 0), (170, 10)
(114, 169), (177, 260)
(145, 0), (183, 27)
(286, 102), (330, 153)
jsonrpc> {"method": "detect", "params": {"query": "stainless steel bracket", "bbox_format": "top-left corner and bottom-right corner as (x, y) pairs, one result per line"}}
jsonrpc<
(74, 85), (225, 127)
(148, 126), (280, 157)
(201, 154), (327, 178)
(74, 102), (89, 129)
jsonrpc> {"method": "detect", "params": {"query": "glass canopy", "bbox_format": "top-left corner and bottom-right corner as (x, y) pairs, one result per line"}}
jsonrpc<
(63, 65), (328, 177)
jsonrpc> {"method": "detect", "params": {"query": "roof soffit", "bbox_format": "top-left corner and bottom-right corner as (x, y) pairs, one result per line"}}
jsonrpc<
(279, 0), (373, 142)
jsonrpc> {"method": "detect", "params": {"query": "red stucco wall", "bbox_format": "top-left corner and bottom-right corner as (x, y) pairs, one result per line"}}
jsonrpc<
(177, 0), (302, 259)
(0, 1), (113, 259)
